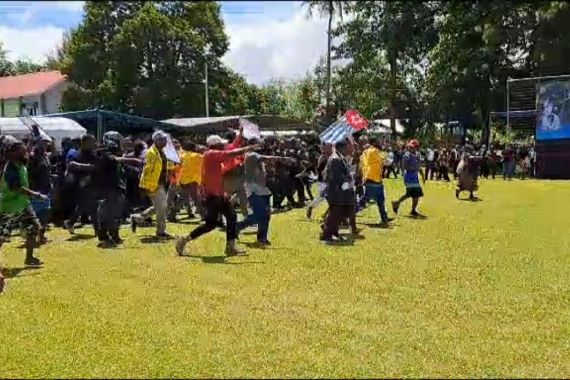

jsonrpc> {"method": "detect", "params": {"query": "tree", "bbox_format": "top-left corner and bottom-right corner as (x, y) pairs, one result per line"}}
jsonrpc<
(423, 1), (540, 143)
(303, 1), (347, 123)
(0, 42), (14, 76)
(55, 1), (231, 118)
(335, 1), (439, 133)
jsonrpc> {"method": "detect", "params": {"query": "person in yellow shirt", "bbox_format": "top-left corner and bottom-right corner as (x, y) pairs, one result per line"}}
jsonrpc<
(166, 139), (188, 222)
(356, 136), (391, 226)
(178, 140), (206, 219)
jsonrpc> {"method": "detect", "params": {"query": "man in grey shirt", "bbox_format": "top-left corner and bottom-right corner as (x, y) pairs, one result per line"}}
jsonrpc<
(237, 146), (295, 246)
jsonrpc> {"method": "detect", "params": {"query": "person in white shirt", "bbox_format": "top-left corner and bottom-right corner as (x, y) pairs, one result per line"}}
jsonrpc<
(425, 146), (436, 180)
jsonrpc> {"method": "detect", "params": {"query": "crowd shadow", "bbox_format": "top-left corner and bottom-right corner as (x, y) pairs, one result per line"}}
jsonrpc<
(181, 254), (264, 265)
(173, 220), (201, 225)
(360, 222), (396, 230)
(1, 266), (42, 279)
(459, 197), (483, 203)
(67, 233), (95, 242)
(403, 214), (429, 220)
(139, 236), (174, 244)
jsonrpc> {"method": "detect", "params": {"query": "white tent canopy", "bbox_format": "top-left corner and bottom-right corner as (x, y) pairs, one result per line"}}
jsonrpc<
(0, 117), (86, 149)
(369, 119), (406, 134)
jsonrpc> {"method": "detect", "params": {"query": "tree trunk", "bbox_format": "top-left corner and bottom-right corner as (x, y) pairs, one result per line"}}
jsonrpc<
(325, 4), (333, 122)
(389, 51), (397, 135)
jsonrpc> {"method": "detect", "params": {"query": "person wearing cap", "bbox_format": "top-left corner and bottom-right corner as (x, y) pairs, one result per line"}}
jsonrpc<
(131, 130), (171, 239)
(356, 136), (391, 227)
(0, 137), (46, 267)
(176, 135), (260, 257)
(391, 139), (425, 217)
(69, 131), (142, 248)
(236, 138), (296, 246)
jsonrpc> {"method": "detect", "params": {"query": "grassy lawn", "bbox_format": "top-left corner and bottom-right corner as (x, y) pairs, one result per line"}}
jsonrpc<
(1, 179), (569, 378)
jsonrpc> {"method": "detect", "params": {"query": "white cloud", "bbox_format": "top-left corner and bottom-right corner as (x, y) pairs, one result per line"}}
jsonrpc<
(0, 25), (65, 63)
(42, 1), (85, 12)
(223, 8), (330, 85)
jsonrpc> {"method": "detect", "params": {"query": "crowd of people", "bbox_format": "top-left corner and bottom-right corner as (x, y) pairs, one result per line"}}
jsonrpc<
(0, 124), (536, 293)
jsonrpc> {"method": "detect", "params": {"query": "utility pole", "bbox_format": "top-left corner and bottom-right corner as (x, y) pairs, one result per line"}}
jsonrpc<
(204, 61), (209, 118)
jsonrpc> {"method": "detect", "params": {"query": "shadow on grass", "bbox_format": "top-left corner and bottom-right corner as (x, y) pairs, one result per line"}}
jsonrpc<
(67, 233), (95, 242)
(1, 266), (42, 279)
(360, 222), (396, 230)
(182, 254), (264, 265)
(403, 214), (428, 220)
(458, 197), (483, 202)
(139, 236), (174, 244)
(173, 220), (202, 225)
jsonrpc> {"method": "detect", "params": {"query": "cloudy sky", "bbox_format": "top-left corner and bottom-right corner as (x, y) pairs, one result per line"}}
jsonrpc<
(0, 1), (329, 85)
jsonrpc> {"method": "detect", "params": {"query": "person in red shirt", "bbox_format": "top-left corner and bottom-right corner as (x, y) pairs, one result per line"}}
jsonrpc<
(176, 135), (259, 257)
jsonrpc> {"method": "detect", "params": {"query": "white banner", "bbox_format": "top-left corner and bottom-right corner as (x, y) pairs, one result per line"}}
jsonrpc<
(240, 118), (261, 140)
(163, 133), (181, 164)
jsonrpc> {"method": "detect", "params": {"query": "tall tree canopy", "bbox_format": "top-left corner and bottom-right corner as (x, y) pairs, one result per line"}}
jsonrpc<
(58, 1), (232, 119)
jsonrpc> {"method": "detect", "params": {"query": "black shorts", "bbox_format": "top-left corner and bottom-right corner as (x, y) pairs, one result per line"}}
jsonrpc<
(405, 187), (424, 199)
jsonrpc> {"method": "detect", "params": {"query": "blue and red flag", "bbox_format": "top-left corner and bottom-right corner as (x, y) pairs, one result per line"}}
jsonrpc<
(319, 109), (369, 144)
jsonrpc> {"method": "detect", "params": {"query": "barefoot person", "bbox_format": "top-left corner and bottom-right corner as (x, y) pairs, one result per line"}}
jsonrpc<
(176, 135), (259, 257)
(455, 147), (485, 201)
(392, 139), (425, 216)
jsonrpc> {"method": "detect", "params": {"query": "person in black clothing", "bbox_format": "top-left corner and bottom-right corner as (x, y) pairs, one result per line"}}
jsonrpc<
(69, 131), (142, 248)
(28, 136), (54, 244)
(64, 134), (99, 235)
(320, 139), (359, 244)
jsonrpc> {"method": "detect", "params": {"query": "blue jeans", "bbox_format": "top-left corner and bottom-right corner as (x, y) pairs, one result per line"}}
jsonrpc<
(356, 183), (388, 222)
(237, 194), (271, 242)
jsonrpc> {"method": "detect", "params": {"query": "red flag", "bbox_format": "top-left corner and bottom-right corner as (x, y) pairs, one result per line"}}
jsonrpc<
(345, 109), (369, 131)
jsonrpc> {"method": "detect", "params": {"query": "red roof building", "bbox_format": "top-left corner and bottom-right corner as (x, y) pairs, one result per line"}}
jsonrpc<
(0, 71), (68, 117)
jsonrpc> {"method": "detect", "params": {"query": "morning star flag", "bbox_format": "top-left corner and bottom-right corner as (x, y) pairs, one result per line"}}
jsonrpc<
(319, 109), (369, 144)
(18, 116), (52, 142)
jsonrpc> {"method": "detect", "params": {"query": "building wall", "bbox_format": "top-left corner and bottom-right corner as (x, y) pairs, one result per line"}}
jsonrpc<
(0, 81), (67, 117)
(43, 82), (67, 115)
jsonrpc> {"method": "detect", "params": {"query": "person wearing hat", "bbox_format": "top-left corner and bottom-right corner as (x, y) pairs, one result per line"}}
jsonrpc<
(131, 130), (171, 239)
(69, 131), (142, 248)
(0, 136), (46, 267)
(391, 139), (425, 217)
(176, 135), (260, 257)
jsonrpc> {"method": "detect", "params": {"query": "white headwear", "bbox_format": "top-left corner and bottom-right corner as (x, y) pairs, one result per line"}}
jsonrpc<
(206, 134), (228, 147)
(152, 130), (168, 142)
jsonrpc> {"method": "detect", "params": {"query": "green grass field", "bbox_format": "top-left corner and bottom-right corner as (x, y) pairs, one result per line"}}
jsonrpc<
(1, 179), (569, 378)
